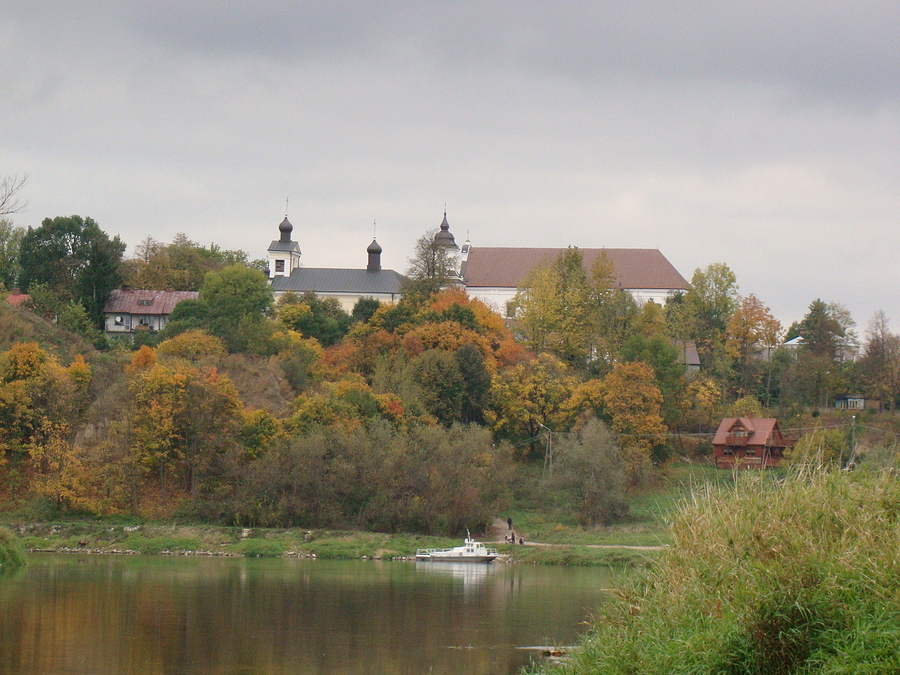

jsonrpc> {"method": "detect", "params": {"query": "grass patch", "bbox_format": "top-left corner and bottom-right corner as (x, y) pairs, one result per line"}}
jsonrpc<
(233, 538), (288, 558)
(529, 467), (900, 674)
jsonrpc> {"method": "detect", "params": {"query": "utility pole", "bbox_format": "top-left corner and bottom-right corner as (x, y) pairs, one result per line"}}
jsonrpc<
(539, 423), (553, 480)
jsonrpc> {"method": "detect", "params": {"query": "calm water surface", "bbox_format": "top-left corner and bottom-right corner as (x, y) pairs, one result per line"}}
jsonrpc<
(0, 553), (614, 675)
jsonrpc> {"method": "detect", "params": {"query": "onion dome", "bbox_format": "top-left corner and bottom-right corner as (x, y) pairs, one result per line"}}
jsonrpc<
(434, 210), (458, 249)
(367, 238), (383, 272)
(278, 216), (293, 243)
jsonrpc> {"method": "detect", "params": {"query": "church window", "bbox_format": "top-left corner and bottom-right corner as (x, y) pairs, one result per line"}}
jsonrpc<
(275, 259), (285, 273)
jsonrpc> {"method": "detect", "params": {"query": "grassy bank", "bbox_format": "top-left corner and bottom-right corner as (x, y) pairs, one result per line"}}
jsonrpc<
(5, 520), (661, 566)
(0, 526), (26, 572)
(529, 467), (900, 674)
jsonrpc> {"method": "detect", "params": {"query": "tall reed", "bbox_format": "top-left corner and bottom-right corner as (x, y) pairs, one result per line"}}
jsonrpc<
(531, 467), (900, 674)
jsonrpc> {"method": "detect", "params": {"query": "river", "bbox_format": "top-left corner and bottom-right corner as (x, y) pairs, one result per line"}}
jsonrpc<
(0, 553), (614, 674)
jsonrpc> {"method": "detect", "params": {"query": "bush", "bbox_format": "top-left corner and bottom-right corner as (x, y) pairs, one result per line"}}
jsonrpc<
(0, 526), (26, 571)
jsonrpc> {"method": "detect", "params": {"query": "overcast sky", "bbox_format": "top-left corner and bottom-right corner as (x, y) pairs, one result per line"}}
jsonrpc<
(3, 1), (898, 332)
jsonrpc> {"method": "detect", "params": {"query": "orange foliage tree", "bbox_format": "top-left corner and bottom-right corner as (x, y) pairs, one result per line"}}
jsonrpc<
(602, 361), (667, 487)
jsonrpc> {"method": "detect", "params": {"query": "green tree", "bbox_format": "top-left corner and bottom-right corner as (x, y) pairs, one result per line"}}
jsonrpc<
(0, 219), (24, 291)
(351, 297), (381, 324)
(683, 263), (739, 377)
(277, 292), (351, 347)
(859, 311), (900, 410)
(553, 417), (629, 526)
(620, 332), (685, 425)
(163, 264), (274, 353)
(407, 349), (465, 425)
(19, 215), (125, 325)
(123, 234), (251, 291)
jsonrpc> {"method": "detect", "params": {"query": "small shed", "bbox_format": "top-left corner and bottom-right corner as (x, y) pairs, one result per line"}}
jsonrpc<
(712, 417), (791, 469)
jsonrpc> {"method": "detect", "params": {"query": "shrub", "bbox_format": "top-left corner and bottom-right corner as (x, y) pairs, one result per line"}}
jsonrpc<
(0, 526), (26, 571)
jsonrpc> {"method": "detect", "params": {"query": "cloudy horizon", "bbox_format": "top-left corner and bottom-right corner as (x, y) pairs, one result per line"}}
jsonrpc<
(3, 1), (898, 333)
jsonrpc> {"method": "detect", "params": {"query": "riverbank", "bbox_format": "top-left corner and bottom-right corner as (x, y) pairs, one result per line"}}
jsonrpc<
(6, 521), (658, 567)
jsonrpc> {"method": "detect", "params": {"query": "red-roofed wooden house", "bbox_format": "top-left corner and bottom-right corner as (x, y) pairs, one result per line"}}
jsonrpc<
(103, 288), (199, 334)
(712, 417), (792, 469)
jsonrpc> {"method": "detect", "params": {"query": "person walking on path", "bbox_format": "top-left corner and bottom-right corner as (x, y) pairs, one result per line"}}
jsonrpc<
(507, 517), (513, 531)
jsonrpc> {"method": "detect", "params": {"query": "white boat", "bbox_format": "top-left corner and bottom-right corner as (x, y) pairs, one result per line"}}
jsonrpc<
(415, 532), (500, 563)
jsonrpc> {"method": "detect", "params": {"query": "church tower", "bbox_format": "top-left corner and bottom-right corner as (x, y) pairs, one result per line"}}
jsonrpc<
(267, 215), (302, 279)
(433, 209), (462, 280)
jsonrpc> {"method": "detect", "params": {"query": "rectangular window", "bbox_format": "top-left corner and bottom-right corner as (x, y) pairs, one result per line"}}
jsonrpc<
(138, 299), (153, 306)
(275, 259), (285, 273)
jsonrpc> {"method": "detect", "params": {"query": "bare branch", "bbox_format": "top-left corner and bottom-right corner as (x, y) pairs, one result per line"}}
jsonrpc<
(0, 173), (28, 216)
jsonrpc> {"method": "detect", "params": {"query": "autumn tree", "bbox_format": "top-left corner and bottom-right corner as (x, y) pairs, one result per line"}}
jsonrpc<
(127, 352), (242, 497)
(122, 234), (251, 291)
(602, 361), (667, 486)
(488, 353), (578, 456)
(514, 248), (593, 368)
(725, 294), (782, 398)
(403, 228), (458, 298)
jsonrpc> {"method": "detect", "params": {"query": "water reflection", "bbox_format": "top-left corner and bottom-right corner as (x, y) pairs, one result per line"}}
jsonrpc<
(0, 554), (613, 675)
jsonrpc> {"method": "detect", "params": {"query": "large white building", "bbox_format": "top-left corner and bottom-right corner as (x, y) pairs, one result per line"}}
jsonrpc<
(265, 211), (690, 314)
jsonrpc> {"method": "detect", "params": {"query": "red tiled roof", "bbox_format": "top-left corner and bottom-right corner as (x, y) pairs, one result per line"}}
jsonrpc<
(103, 289), (199, 315)
(712, 418), (787, 447)
(462, 247), (690, 291)
(5, 290), (30, 308)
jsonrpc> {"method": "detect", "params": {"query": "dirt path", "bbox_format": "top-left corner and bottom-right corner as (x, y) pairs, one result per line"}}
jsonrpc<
(489, 517), (666, 551)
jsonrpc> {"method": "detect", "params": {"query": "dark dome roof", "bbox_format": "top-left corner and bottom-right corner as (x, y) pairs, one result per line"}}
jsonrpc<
(434, 211), (458, 248)
(278, 216), (293, 243)
(367, 238), (383, 254)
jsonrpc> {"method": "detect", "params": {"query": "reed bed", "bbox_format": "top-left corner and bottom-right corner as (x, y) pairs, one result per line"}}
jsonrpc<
(531, 468), (900, 674)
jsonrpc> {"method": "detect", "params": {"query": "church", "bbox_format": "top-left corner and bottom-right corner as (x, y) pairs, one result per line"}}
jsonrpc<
(266, 211), (690, 314)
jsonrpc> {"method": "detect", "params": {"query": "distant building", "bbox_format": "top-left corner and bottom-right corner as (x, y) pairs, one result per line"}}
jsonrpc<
(267, 215), (404, 312)
(263, 209), (690, 316)
(674, 339), (701, 375)
(712, 417), (792, 469)
(103, 288), (199, 334)
(4, 288), (30, 308)
(452, 221), (689, 316)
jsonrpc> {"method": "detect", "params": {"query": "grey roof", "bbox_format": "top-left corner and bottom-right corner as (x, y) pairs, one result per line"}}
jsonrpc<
(271, 267), (405, 295)
(268, 240), (301, 253)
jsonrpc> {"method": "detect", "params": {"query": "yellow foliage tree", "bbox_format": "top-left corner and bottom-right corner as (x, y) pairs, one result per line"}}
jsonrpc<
(603, 361), (667, 487)
(157, 329), (227, 360)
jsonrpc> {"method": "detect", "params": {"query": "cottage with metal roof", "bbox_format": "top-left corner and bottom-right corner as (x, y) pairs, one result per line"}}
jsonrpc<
(267, 216), (404, 312)
(103, 289), (200, 334)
